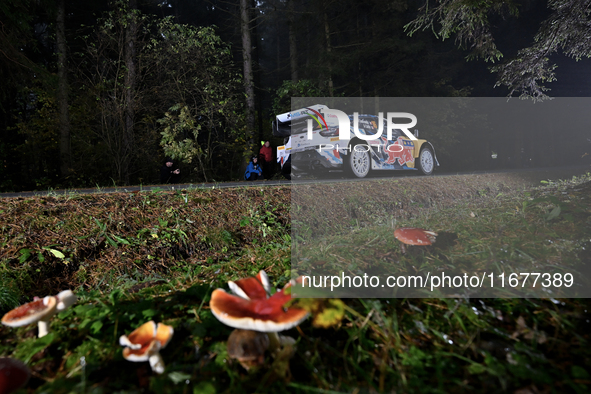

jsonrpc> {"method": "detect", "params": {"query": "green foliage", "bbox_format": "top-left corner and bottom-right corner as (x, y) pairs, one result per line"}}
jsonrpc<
(405, 0), (519, 62)
(11, 84), (63, 188)
(159, 105), (204, 171)
(0, 273), (21, 313)
(294, 298), (346, 328)
(69, 4), (245, 185)
(13, 332), (56, 364)
(239, 199), (287, 242)
(15, 244), (68, 265)
(490, 0), (591, 99)
(272, 80), (332, 115)
(406, 0), (591, 99)
(150, 19), (245, 181)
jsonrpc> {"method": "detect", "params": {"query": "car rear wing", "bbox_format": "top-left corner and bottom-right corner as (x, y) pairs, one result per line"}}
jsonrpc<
(271, 104), (329, 138)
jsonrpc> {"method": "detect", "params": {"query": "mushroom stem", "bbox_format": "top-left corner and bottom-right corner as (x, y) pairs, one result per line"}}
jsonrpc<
(279, 335), (296, 347)
(148, 353), (165, 374)
(226, 329), (269, 370)
(266, 332), (296, 355)
(267, 332), (281, 353)
(38, 318), (50, 338)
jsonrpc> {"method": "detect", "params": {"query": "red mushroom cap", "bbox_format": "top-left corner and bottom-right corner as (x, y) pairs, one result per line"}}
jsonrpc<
(0, 358), (30, 394)
(1, 296), (57, 328)
(210, 274), (308, 333)
(394, 228), (438, 246)
(228, 270), (271, 300)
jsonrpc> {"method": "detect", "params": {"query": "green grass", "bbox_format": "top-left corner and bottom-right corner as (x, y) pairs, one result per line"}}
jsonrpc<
(0, 174), (590, 393)
(293, 174), (591, 298)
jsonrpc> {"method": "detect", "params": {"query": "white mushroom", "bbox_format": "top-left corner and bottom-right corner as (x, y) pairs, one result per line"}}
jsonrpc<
(56, 290), (78, 311)
(1, 296), (57, 338)
(1, 290), (77, 338)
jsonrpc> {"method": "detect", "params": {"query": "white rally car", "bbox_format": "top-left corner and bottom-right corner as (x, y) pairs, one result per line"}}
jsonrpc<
(272, 105), (439, 178)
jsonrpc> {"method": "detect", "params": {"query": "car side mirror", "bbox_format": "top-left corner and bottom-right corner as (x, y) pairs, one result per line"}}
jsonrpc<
(414, 129), (419, 138)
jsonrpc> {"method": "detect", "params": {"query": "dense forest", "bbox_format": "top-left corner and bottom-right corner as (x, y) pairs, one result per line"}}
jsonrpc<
(1, 0), (590, 191)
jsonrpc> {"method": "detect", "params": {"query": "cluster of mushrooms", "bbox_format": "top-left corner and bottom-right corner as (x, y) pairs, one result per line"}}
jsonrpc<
(0, 270), (309, 389)
(0, 227), (435, 388)
(115, 270), (309, 374)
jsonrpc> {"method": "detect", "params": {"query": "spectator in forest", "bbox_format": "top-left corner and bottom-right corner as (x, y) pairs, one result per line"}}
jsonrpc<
(160, 157), (181, 184)
(258, 140), (274, 179)
(244, 156), (263, 181)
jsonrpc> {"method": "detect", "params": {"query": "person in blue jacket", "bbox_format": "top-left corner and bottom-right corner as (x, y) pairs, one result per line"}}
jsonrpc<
(244, 156), (263, 180)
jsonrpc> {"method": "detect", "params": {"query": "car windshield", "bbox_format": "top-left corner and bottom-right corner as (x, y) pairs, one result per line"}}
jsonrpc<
(350, 116), (404, 139)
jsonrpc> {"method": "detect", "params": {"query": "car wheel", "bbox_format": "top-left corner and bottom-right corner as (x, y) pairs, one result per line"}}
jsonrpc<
(347, 142), (371, 178)
(418, 146), (434, 175)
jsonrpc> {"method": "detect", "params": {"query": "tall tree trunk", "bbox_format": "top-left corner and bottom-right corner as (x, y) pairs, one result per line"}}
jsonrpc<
(356, 8), (363, 100)
(56, 0), (71, 178)
(123, 0), (137, 185)
(276, 18), (281, 86)
(288, 0), (298, 82)
(323, 10), (333, 96)
(240, 0), (255, 155)
(251, 0), (264, 142)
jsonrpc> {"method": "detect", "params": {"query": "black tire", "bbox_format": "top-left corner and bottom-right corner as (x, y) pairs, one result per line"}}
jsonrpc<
(418, 146), (435, 175)
(346, 142), (371, 178)
(281, 156), (292, 179)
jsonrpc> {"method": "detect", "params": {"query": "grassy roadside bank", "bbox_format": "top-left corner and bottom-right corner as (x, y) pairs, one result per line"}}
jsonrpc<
(293, 172), (591, 298)
(0, 171), (590, 393)
(0, 187), (291, 299)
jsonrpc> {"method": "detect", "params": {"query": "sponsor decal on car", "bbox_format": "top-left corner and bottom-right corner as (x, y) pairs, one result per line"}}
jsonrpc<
(384, 137), (414, 166)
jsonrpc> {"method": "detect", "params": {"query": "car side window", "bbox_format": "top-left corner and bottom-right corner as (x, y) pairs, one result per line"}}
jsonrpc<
(356, 116), (375, 136)
(380, 119), (402, 139)
(380, 119), (388, 138)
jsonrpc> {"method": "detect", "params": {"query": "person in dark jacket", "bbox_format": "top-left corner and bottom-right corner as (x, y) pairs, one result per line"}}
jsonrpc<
(244, 156), (263, 181)
(258, 141), (274, 179)
(160, 157), (181, 184)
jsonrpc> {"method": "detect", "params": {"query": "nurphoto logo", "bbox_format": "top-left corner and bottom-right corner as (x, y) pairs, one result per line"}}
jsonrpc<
(304, 107), (418, 141)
